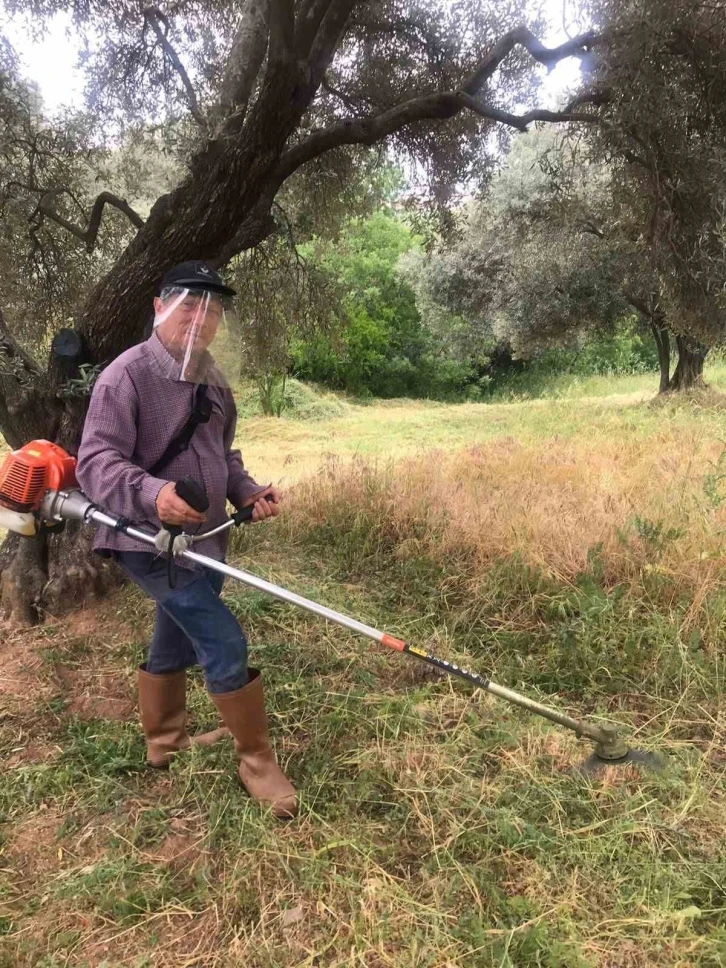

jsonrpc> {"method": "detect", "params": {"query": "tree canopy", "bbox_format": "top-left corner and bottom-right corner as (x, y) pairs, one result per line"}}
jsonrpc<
(579, 0), (726, 348)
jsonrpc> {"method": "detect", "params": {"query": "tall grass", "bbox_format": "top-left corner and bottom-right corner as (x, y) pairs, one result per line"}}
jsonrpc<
(276, 416), (726, 603)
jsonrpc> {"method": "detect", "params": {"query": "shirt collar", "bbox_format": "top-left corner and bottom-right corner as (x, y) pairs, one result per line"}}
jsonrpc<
(146, 330), (182, 379)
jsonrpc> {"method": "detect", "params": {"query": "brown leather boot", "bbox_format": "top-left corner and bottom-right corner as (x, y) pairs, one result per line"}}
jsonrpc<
(138, 665), (229, 768)
(210, 669), (297, 819)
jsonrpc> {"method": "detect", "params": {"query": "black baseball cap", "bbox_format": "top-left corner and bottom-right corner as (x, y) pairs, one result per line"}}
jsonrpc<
(159, 260), (236, 297)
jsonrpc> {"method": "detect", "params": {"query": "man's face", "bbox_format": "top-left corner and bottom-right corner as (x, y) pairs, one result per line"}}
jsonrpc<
(154, 290), (224, 357)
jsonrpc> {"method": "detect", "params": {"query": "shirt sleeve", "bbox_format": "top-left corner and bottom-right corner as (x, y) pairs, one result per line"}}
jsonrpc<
(76, 377), (170, 523)
(223, 390), (264, 509)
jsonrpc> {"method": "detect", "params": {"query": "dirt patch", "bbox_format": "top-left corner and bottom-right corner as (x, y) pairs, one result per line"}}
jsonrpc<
(55, 666), (135, 722)
(67, 694), (135, 720)
(5, 809), (64, 877)
(6, 741), (60, 768)
(0, 629), (56, 703)
(0, 590), (137, 714)
(145, 817), (209, 872)
(6, 811), (114, 890)
(60, 605), (136, 644)
(151, 830), (207, 870)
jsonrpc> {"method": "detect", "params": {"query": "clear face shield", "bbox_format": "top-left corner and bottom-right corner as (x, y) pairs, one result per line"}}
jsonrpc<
(152, 286), (240, 388)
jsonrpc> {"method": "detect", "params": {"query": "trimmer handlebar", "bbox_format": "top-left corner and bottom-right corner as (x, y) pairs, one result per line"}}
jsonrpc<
(174, 477), (210, 514)
(232, 504), (255, 525)
(33, 479), (648, 769)
(173, 479), (261, 527)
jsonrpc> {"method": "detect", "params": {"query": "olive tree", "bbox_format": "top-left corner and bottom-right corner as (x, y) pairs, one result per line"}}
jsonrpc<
(0, 1), (599, 621)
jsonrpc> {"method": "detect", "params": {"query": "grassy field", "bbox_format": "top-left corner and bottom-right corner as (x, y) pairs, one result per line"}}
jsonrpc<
(239, 364), (726, 486)
(3, 371), (726, 966)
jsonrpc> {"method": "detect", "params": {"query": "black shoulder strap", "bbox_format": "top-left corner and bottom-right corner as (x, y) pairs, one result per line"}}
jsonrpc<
(148, 384), (212, 477)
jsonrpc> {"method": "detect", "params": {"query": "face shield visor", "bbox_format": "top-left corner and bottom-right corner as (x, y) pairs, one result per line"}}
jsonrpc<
(152, 286), (240, 388)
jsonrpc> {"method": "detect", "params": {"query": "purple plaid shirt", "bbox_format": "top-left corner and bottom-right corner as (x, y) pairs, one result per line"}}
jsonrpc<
(76, 332), (264, 563)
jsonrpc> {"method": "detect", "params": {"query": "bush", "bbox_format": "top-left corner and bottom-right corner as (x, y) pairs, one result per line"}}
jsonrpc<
(236, 377), (349, 421)
(484, 321), (661, 398)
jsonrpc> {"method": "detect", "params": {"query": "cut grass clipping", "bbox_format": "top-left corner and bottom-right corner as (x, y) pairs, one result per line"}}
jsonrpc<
(3, 387), (726, 966)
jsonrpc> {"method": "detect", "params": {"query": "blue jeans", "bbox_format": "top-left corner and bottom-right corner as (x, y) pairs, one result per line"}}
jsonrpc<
(115, 551), (248, 694)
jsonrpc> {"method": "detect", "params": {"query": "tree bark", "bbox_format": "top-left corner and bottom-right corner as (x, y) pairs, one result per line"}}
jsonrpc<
(667, 334), (708, 391)
(1, 532), (47, 626)
(622, 293), (672, 395)
(44, 524), (119, 616)
(649, 318), (671, 394)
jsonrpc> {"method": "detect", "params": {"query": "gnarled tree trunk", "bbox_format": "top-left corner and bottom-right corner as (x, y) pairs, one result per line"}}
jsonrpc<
(668, 335), (708, 391)
(649, 318), (671, 394)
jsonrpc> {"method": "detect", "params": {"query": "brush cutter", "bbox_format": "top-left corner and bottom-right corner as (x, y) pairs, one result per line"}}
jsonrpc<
(0, 439), (661, 773)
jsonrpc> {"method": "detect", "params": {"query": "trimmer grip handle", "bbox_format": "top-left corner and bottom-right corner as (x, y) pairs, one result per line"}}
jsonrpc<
(231, 491), (277, 526)
(232, 505), (255, 526)
(175, 477), (209, 513)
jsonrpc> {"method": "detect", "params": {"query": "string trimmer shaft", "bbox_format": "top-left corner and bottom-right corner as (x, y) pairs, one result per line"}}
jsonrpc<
(39, 486), (653, 768)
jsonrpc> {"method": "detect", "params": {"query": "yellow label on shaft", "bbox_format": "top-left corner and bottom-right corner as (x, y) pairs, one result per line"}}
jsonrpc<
(407, 645), (429, 658)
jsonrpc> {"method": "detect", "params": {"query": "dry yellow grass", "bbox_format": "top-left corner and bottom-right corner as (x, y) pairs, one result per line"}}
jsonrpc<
(285, 418), (726, 596)
(237, 391), (659, 486)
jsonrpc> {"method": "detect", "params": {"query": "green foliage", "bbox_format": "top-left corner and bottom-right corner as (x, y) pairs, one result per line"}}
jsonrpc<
(232, 167), (412, 415)
(629, 516), (686, 556)
(291, 210), (475, 399)
(586, 0), (726, 346)
(236, 377), (349, 421)
(702, 444), (726, 509)
(400, 125), (697, 394)
(57, 363), (103, 400)
(480, 321), (660, 400)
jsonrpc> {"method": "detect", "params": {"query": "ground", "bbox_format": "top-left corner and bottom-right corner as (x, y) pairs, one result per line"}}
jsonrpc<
(2, 368), (726, 966)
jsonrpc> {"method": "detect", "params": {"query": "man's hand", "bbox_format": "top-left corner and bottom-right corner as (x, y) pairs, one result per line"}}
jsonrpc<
(155, 481), (207, 528)
(242, 485), (281, 523)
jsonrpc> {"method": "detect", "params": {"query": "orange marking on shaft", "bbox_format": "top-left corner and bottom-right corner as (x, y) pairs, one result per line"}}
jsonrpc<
(381, 633), (406, 652)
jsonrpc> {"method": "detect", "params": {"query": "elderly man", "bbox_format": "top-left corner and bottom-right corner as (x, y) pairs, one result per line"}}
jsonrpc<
(76, 261), (296, 820)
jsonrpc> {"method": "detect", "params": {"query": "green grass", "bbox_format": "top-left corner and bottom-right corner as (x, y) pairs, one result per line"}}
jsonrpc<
(3, 380), (726, 965)
(486, 361), (726, 401)
(238, 363), (726, 487)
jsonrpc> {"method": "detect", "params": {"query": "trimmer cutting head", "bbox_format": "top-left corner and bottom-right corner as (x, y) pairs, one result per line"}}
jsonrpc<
(575, 722), (663, 774)
(578, 748), (664, 775)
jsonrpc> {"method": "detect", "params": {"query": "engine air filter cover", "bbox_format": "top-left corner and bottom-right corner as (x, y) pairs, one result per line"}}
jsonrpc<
(0, 441), (78, 513)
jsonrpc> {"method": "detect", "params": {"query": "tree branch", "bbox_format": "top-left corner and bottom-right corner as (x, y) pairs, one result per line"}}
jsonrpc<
(280, 24), (601, 178)
(279, 93), (596, 179)
(0, 305), (51, 448)
(575, 217), (606, 239)
(458, 93), (597, 132)
(269, 0), (295, 62)
(38, 191), (145, 253)
(622, 290), (662, 321)
(0, 306), (42, 381)
(321, 74), (369, 114)
(295, 0), (335, 56)
(143, 7), (205, 127)
(462, 25), (599, 96)
(207, 201), (278, 268)
(307, 0), (358, 90)
(565, 88), (613, 110)
(218, 0), (269, 131)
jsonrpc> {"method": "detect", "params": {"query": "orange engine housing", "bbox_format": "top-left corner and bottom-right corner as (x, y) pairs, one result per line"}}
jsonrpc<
(0, 440), (78, 513)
